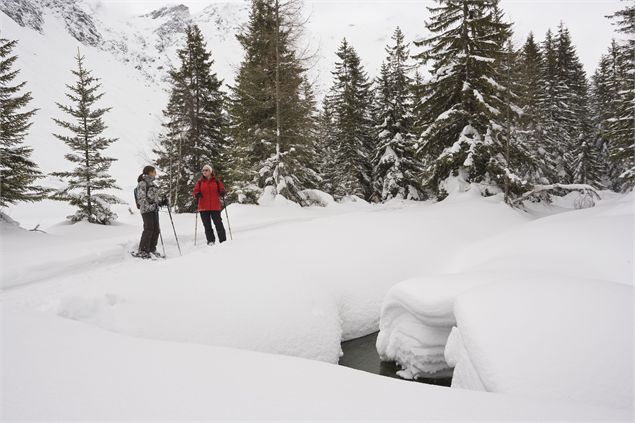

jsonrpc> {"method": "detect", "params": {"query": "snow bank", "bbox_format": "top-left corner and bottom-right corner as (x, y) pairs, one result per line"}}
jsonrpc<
(377, 193), (633, 383)
(449, 278), (634, 410)
(377, 272), (513, 379)
(4, 193), (527, 365)
(451, 192), (633, 284)
(4, 307), (630, 421)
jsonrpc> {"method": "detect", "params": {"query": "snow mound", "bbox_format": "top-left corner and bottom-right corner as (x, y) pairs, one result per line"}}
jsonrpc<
(4, 307), (631, 421)
(377, 193), (633, 382)
(452, 193), (633, 284)
(376, 272), (512, 379)
(299, 189), (336, 207)
(448, 278), (634, 410)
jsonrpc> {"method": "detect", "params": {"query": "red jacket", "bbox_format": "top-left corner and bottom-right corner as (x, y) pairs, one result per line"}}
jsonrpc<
(193, 177), (225, 211)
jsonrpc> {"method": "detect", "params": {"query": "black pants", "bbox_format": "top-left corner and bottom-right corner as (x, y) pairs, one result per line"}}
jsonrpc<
(139, 211), (160, 253)
(200, 210), (226, 243)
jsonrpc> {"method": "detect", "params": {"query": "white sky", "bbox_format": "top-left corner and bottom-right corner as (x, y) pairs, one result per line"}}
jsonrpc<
(99, 0), (624, 75)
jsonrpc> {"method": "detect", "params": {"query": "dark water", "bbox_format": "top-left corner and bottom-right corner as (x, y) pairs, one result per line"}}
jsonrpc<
(339, 331), (452, 387)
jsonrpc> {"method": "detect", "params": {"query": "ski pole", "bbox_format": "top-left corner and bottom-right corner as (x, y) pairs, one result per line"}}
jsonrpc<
(194, 208), (198, 246)
(222, 194), (233, 240)
(157, 209), (167, 258)
(166, 204), (182, 256)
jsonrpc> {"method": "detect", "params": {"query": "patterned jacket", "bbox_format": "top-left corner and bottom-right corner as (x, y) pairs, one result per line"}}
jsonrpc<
(137, 175), (160, 214)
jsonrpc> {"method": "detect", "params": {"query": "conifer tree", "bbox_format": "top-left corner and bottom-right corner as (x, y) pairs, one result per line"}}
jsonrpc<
(413, 0), (527, 200)
(516, 33), (553, 185)
(316, 97), (338, 194)
(51, 50), (122, 224)
(371, 27), (422, 201)
(0, 36), (46, 208)
(603, 3), (635, 191)
(229, 0), (319, 205)
(154, 24), (227, 212)
(325, 38), (374, 200)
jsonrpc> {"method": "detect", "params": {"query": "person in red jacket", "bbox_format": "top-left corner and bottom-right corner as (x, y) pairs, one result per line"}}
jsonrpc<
(193, 164), (227, 245)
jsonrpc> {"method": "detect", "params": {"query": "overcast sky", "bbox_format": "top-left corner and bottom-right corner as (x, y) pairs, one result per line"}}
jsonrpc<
(99, 0), (624, 75)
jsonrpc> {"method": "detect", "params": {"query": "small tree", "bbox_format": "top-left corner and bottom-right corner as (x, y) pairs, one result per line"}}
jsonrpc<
(51, 49), (122, 224)
(0, 36), (46, 207)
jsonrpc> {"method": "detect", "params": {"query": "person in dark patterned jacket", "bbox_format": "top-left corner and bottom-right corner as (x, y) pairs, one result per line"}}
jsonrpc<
(135, 166), (167, 258)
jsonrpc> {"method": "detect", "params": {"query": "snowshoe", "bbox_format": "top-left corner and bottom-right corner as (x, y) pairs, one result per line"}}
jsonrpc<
(150, 251), (165, 259)
(131, 251), (152, 259)
(207, 241), (215, 246)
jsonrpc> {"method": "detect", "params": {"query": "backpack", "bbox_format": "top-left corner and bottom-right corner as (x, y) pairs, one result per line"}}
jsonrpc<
(134, 182), (149, 209)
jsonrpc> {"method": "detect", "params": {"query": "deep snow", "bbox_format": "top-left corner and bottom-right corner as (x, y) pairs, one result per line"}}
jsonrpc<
(2, 189), (633, 419)
(3, 306), (631, 421)
(376, 192), (633, 409)
(448, 277), (634, 410)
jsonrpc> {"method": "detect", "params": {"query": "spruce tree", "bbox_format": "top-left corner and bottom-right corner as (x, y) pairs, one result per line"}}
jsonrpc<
(516, 33), (553, 185)
(592, 40), (623, 188)
(325, 38), (374, 200)
(413, 0), (527, 200)
(316, 97), (338, 194)
(536, 29), (566, 183)
(371, 27), (422, 201)
(228, 0), (319, 205)
(0, 36), (46, 208)
(154, 24), (227, 212)
(51, 50), (122, 224)
(603, 3), (635, 191)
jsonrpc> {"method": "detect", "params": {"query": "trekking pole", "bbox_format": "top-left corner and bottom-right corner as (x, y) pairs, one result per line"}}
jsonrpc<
(166, 203), (182, 256)
(222, 194), (233, 240)
(194, 208), (198, 246)
(157, 209), (167, 258)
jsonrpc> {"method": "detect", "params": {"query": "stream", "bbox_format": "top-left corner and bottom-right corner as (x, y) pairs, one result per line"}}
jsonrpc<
(339, 331), (452, 387)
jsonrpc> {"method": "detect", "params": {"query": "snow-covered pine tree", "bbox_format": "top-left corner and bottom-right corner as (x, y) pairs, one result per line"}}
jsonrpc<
(603, 3), (635, 191)
(153, 24), (227, 212)
(515, 32), (554, 185)
(51, 49), (122, 224)
(315, 97), (338, 194)
(413, 0), (527, 200)
(325, 38), (374, 200)
(371, 27), (422, 202)
(592, 40), (624, 189)
(0, 36), (46, 207)
(554, 23), (593, 184)
(228, 0), (319, 205)
(536, 29), (567, 183)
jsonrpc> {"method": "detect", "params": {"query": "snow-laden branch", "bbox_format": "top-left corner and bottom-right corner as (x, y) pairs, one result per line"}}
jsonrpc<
(512, 183), (601, 206)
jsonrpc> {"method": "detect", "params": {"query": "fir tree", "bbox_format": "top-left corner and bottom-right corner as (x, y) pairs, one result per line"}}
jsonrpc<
(154, 24), (227, 212)
(325, 38), (374, 200)
(0, 36), (46, 207)
(371, 27), (422, 201)
(229, 0), (319, 205)
(413, 0), (527, 200)
(51, 50), (122, 224)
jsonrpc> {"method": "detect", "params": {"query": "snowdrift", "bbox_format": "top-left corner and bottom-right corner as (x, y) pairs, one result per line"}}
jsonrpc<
(4, 307), (630, 421)
(449, 278), (634, 410)
(377, 193), (634, 407)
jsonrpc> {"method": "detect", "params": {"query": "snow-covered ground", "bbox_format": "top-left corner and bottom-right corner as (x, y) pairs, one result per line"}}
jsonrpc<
(5, 306), (630, 421)
(377, 191), (633, 410)
(2, 189), (633, 419)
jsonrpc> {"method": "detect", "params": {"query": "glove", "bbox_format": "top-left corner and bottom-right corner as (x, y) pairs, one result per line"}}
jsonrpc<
(195, 192), (202, 199)
(159, 197), (169, 207)
(220, 190), (226, 197)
